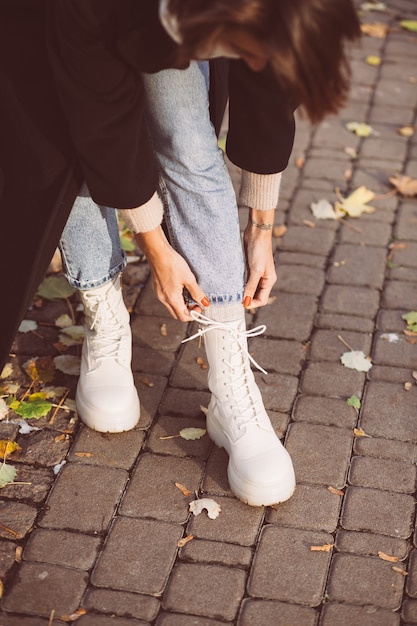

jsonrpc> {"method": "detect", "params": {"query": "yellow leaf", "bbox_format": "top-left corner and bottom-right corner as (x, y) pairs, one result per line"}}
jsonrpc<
(177, 534), (194, 547)
(0, 441), (21, 457)
(360, 22), (389, 38)
(389, 174), (417, 198)
(365, 55), (381, 66)
(346, 121), (374, 137)
(335, 186), (376, 218)
(354, 427), (371, 437)
(310, 543), (334, 552)
(378, 551), (399, 562)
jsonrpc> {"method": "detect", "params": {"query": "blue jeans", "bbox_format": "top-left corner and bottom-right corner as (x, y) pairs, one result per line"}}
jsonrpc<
(59, 61), (245, 308)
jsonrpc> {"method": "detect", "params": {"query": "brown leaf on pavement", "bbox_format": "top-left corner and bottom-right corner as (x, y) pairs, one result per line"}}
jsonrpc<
(328, 486), (345, 496)
(360, 22), (389, 38)
(392, 566), (408, 576)
(310, 543), (334, 552)
(175, 482), (191, 496)
(389, 174), (417, 197)
(378, 551), (399, 562)
(177, 534), (194, 547)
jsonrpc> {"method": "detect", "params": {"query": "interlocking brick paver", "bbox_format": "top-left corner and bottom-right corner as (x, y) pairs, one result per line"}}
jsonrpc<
(276, 250), (327, 268)
(0, 542), (17, 579)
(0, 465), (53, 503)
(254, 372), (299, 413)
(131, 315), (186, 351)
(335, 529), (409, 560)
(327, 244), (387, 288)
(285, 423), (353, 488)
(348, 455), (417, 493)
(249, 337), (306, 376)
(247, 526), (333, 606)
(340, 219), (392, 246)
(406, 550), (417, 599)
(316, 312), (375, 333)
(257, 293), (318, 341)
(162, 562), (246, 621)
(321, 284), (380, 318)
(353, 435), (417, 465)
(276, 264), (325, 296)
(76, 616), (150, 625)
(133, 373), (168, 430)
(238, 598), (318, 626)
(92, 517), (183, 595)
(279, 225), (336, 256)
(120, 453), (205, 523)
(132, 346), (175, 376)
(361, 382), (417, 442)
(179, 538), (252, 568)
(158, 388), (211, 418)
(23, 528), (100, 569)
(83, 588), (160, 622)
(38, 463), (128, 532)
(309, 329), (372, 363)
(402, 599), (417, 624)
(145, 415), (211, 458)
(300, 361), (365, 398)
(0, 615), (50, 626)
(0, 502), (37, 540)
(68, 426), (145, 469)
(370, 364), (414, 383)
(395, 202), (417, 242)
(265, 483), (342, 533)
(326, 553), (405, 610)
(2, 562), (88, 617)
(320, 602), (401, 626)
(156, 614), (225, 626)
(341, 486), (415, 539)
(292, 395), (358, 428)
(169, 341), (210, 391)
(383, 280), (417, 310)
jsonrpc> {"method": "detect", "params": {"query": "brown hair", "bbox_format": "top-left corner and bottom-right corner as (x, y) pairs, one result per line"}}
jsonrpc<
(168, 0), (361, 123)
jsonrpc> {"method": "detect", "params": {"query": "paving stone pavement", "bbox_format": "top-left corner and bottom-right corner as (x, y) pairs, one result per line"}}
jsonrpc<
(1, 1), (417, 624)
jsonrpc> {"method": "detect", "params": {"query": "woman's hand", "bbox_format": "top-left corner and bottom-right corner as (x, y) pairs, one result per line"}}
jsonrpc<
(243, 209), (277, 309)
(135, 226), (209, 321)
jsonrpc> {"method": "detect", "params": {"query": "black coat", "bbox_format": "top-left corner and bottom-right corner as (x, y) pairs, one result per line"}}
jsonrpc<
(0, 0), (295, 369)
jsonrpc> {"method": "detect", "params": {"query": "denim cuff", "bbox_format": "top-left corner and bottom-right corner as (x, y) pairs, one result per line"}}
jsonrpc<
(239, 171), (282, 210)
(119, 192), (164, 233)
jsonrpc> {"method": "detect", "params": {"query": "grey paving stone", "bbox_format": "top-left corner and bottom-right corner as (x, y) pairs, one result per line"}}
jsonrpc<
(247, 526), (333, 606)
(185, 495), (263, 547)
(76, 616), (149, 625)
(68, 426), (145, 470)
(14, 428), (72, 468)
(387, 241), (417, 269)
(0, 464), (53, 504)
(169, 341), (210, 391)
(341, 486), (415, 539)
(266, 483), (342, 533)
(383, 280), (417, 310)
(326, 553), (405, 610)
(158, 388), (211, 419)
(38, 463), (128, 533)
(361, 382), (417, 442)
(339, 219), (392, 247)
(162, 562), (246, 621)
(312, 119), (361, 150)
(276, 251), (327, 269)
(369, 104), (415, 125)
(156, 614), (225, 626)
(292, 395), (358, 428)
(301, 156), (353, 184)
(0, 501), (37, 540)
(238, 598), (318, 626)
(132, 346), (175, 377)
(320, 601), (401, 626)
(335, 529), (408, 560)
(23, 528), (100, 570)
(377, 308), (410, 332)
(0, 541), (18, 579)
(320, 284), (380, 318)
(83, 588), (160, 622)
(348, 455), (417, 493)
(275, 265), (325, 296)
(248, 337), (307, 376)
(402, 599), (417, 624)
(1, 561), (88, 617)
(145, 415), (211, 459)
(279, 225), (336, 256)
(316, 312), (375, 333)
(369, 364), (414, 384)
(309, 329), (372, 363)
(389, 266), (417, 283)
(133, 373), (168, 430)
(360, 135), (409, 161)
(179, 538), (252, 569)
(353, 435), (417, 465)
(395, 202), (417, 242)
(202, 446), (233, 497)
(92, 517), (182, 595)
(257, 293), (318, 342)
(131, 315), (186, 351)
(286, 423), (353, 488)
(300, 361), (366, 398)
(327, 244), (387, 289)
(406, 550), (417, 599)
(120, 453), (205, 523)
(255, 372), (299, 413)
(0, 615), (50, 626)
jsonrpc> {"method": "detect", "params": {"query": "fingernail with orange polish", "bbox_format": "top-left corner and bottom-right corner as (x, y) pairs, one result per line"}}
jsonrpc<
(244, 296), (252, 307)
(201, 297), (210, 307)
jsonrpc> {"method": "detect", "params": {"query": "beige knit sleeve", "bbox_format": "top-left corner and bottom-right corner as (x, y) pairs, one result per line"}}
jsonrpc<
(118, 191), (164, 234)
(239, 171), (282, 210)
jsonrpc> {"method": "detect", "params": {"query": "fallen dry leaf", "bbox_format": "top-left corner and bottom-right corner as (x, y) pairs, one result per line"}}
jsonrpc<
(15, 546), (23, 563)
(378, 551), (399, 563)
(340, 350), (373, 372)
(335, 186), (376, 218)
(180, 427), (206, 440)
(295, 156), (305, 169)
(392, 566), (408, 576)
(365, 55), (381, 66)
(346, 121), (374, 137)
(175, 482), (192, 497)
(404, 382), (413, 391)
(354, 427), (371, 438)
(273, 225), (287, 238)
(303, 220), (317, 228)
(196, 356), (208, 370)
(74, 452), (93, 458)
(389, 174), (417, 197)
(0, 440), (21, 458)
(189, 498), (221, 519)
(137, 375), (154, 387)
(328, 486), (345, 496)
(311, 199), (339, 220)
(160, 323), (168, 337)
(310, 543), (334, 552)
(397, 125), (415, 137)
(177, 534), (194, 548)
(360, 22), (389, 38)
(59, 608), (87, 622)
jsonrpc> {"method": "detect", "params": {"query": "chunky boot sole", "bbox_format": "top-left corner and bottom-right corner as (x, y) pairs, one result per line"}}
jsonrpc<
(207, 407), (296, 507)
(76, 388), (140, 433)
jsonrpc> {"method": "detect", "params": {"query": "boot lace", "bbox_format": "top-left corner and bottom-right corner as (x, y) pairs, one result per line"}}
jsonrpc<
(83, 291), (129, 361)
(182, 311), (268, 428)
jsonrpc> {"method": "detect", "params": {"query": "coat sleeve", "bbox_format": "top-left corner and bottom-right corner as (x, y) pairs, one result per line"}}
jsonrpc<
(45, 0), (158, 208)
(226, 61), (296, 175)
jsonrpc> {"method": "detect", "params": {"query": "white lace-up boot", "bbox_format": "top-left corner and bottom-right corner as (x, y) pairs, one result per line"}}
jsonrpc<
(76, 275), (140, 432)
(184, 311), (295, 506)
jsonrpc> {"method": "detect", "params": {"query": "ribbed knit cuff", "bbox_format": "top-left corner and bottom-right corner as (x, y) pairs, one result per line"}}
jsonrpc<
(118, 192), (164, 234)
(239, 171), (282, 210)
